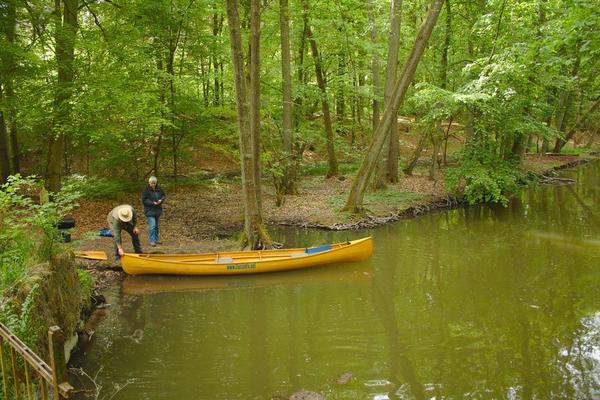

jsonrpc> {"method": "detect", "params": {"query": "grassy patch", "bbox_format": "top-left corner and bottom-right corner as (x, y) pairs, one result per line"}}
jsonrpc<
(363, 188), (425, 207)
(327, 188), (425, 217)
(559, 146), (586, 155)
(302, 161), (360, 176)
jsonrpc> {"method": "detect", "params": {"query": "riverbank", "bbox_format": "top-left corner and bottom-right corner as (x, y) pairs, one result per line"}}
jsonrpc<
(72, 152), (594, 288)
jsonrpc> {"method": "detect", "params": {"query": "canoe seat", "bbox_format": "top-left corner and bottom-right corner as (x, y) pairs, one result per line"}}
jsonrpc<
(306, 244), (332, 254)
(216, 257), (234, 263)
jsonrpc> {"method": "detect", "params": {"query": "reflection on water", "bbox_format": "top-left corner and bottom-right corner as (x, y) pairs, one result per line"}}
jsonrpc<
(73, 161), (600, 399)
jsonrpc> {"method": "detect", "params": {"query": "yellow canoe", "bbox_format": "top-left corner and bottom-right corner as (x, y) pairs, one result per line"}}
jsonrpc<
(121, 237), (373, 276)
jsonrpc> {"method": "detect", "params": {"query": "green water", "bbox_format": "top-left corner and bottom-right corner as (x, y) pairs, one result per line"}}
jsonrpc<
(74, 162), (600, 399)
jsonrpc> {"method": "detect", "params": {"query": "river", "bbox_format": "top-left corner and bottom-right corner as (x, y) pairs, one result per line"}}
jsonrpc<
(72, 161), (600, 399)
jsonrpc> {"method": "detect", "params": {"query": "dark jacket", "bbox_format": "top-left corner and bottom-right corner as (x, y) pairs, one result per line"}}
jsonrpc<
(141, 185), (166, 217)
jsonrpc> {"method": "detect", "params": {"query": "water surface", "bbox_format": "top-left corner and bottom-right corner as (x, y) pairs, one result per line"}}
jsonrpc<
(74, 161), (600, 399)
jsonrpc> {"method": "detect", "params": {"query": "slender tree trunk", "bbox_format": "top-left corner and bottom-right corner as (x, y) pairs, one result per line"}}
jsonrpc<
(249, 0), (262, 208)
(226, 0), (270, 249)
(374, 0), (403, 187)
(439, 0), (451, 89)
(46, 0), (78, 192)
(557, 97), (600, 152)
(154, 55), (165, 176)
(0, 99), (10, 182)
(403, 125), (431, 176)
(279, 0), (296, 194)
(585, 127), (600, 149)
(368, 0), (381, 133)
(345, 0), (444, 213)
(5, 0), (20, 174)
(430, 122), (441, 179)
(200, 59), (208, 106)
(304, 1), (338, 177)
(357, 71), (365, 127)
(385, 0), (403, 184)
(212, 11), (223, 106)
(336, 54), (346, 119)
(553, 52), (580, 153)
(167, 45), (177, 178)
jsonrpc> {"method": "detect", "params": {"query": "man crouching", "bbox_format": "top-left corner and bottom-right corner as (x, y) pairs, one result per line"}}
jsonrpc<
(107, 204), (143, 263)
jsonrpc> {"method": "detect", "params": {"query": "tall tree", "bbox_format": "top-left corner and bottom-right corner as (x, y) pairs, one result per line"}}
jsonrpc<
(46, 0), (78, 192)
(226, 0), (270, 249)
(374, 0), (403, 188)
(345, 0), (445, 213)
(2, 0), (20, 176)
(0, 90), (10, 182)
(303, 0), (338, 178)
(368, 0), (382, 133)
(279, 0), (297, 194)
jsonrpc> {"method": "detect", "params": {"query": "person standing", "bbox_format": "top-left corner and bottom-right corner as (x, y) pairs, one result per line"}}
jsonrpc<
(141, 176), (166, 246)
(107, 204), (143, 262)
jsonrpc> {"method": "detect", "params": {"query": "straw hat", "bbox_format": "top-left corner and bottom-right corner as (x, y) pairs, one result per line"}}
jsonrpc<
(114, 205), (133, 222)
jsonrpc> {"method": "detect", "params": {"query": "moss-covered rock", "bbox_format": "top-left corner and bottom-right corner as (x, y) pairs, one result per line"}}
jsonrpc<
(3, 252), (90, 359)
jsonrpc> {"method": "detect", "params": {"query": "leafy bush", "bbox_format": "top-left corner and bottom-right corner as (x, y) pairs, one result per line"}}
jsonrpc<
(0, 283), (41, 348)
(78, 269), (96, 305)
(446, 137), (525, 206)
(0, 175), (82, 293)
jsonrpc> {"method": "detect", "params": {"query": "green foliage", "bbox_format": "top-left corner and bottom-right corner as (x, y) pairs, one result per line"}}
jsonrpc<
(446, 136), (525, 206)
(559, 146), (587, 156)
(63, 174), (129, 200)
(0, 283), (41, 348)
(408, 83), (461, 124)
(0, 175), (82, 293)
(78, 269), (96, 305)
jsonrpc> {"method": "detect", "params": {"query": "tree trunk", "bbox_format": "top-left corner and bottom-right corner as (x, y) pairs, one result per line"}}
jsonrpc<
(279, 0), (297, 194)
(439, 0), (451, 89)
(385, 0), (403, 184)
(46, 0), (78, 192)
(4, 0), (20, 175)
(336, 54), (346, 119)
(167, 46), (177, 179)
(430, 122), (441, 180)
(553, 52), (580, 153)
(585, 126), (600, 149)
(154, 55), (165, 176)
(374, 0), (403, 187)
(249, 0), (262, 208)
(403, 125), (431, 176)
(558, 97), (600, 152)
(0, 103), (10, 182)
(226, 0), (270, 250)
(212, 11), (223, 106)
(345, 0), (444, 213)
(368, 0), (381, 133)
(304, 0), (338, 177)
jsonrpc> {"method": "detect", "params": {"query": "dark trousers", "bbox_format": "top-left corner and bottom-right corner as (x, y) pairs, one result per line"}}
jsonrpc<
(114, 223), (143, 258)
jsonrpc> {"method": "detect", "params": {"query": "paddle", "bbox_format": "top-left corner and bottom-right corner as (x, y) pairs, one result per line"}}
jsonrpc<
(75, 250), (108, 261)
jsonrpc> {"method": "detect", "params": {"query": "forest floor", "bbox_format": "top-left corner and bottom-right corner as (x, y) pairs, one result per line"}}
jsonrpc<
(72, 147), (591, 288)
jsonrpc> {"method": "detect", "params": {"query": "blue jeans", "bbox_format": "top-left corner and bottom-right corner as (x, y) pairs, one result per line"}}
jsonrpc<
(147, 215), (159, 244)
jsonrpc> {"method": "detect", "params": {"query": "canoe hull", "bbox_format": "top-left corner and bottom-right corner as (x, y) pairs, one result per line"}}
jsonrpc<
(121, 237), (373, 276)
